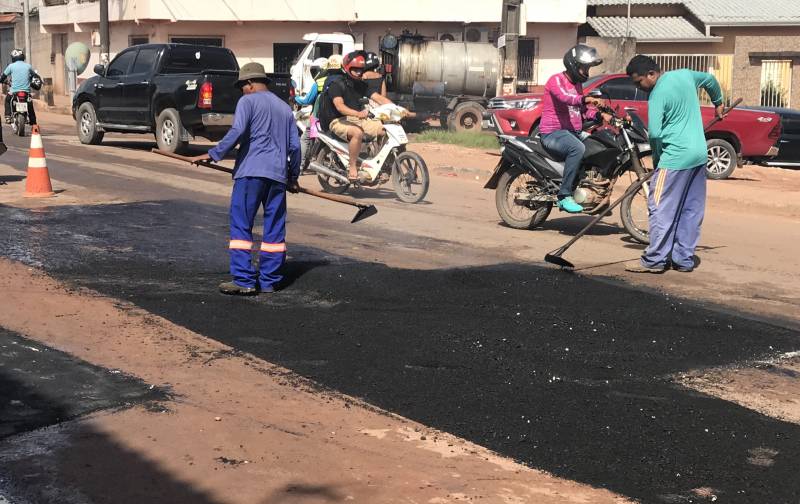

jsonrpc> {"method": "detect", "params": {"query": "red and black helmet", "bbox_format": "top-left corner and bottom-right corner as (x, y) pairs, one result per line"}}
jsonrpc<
(343, 51), (367, 78)
(364, 52), (381, 71)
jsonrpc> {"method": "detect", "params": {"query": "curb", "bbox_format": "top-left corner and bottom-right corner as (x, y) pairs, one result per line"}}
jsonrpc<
(33, 99), (71, 116)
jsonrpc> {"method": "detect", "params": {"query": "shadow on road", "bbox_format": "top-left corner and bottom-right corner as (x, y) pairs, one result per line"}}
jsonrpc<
(0, 175), (25, 184)
(260, 483), (346, 504)
(0, 329), (220, 504)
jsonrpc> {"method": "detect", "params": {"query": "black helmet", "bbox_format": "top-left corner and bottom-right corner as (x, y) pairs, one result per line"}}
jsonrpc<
(10, 48), (24, 62)
(563, 44), (602, 83)
(364, 52), (380, 71)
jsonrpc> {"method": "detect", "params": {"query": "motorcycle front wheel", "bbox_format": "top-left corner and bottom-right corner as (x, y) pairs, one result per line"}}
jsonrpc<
(620, 173), (651, 245)
(495, 166), (552, 229)
(315, 145), (349, 195)
(391, 151), (429, 203)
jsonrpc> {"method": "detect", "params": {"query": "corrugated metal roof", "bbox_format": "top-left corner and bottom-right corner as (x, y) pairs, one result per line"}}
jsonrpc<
(586, 16), (717, 41)
(587, 0), (800, 24)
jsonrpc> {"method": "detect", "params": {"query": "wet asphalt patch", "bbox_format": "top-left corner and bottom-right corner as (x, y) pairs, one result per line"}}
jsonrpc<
(2, 201), (800, 503)
(0, 327), (163, 440)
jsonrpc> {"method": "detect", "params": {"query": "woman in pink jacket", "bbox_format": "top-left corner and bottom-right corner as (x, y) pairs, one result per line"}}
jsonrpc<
(539, 44), (606, 213)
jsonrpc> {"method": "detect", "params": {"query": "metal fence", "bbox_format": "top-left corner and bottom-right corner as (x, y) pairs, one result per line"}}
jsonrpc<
(648, 54), (734, 105)
(760, 60), (792, 108)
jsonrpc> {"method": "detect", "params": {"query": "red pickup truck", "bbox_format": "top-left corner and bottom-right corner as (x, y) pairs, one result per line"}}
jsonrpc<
(487, 74), (781, 179)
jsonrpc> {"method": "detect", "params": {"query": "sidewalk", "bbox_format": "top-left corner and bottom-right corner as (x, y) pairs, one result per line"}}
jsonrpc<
(33, 93), (72, 116)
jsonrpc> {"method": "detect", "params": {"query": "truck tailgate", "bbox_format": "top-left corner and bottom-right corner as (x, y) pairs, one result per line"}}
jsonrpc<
(204, 71), (241, 114)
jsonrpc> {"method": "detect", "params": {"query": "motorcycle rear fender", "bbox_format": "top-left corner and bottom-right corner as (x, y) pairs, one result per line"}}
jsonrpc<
(483, 159), (509, 189)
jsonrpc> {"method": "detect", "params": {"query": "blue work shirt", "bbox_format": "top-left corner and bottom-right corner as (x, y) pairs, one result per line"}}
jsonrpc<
(209, 90), (300, 184)
(3, 61), (33, 93)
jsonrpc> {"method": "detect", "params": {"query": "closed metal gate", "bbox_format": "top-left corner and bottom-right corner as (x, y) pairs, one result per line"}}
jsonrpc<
(648, 54), (734, 105)
(760, 59), (792, 108)
(0, 28), (14, 71)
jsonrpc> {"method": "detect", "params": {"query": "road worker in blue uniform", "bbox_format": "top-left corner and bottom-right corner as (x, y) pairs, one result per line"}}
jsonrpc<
(191, 62), (300, 295)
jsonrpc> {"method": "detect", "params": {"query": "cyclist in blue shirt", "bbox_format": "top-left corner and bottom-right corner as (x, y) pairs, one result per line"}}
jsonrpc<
(1, 49), (38, 126)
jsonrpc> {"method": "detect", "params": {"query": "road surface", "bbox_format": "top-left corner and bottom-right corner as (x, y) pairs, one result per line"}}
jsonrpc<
(0, 112), (799, 504)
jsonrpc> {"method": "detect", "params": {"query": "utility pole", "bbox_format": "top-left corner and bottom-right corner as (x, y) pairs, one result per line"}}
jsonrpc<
(23, 0), (30, 63)
(497, 0), (522, 96)
(626, 0), (632, 38)
(99, 0), (110, 65)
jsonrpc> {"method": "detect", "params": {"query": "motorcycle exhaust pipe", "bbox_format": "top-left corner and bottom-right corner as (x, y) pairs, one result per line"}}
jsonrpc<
(307, 161), (350, 185)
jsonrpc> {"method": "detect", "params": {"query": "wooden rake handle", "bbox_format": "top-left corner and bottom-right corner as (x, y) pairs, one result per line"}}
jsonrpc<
(151, 148), (371, 209)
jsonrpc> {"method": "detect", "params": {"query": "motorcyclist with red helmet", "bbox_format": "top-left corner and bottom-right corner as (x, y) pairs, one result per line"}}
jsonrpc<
(317, 50), (390, 182)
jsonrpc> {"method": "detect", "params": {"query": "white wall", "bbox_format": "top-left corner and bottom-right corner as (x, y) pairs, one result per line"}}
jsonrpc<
(527, 23), (578, 84)
(42, 0), (587, 25)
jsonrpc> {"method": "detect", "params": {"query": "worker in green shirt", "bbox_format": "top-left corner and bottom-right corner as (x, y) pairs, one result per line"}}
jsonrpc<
(624, 55), (725, 274)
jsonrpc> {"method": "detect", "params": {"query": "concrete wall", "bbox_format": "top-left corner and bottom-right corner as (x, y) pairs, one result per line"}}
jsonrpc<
(732, 35), (800, 107)
(582, 36), (636, 75)
(41, 0), (587, 25)
(13, 14), (51, 79)
(529, 23), (579, 84)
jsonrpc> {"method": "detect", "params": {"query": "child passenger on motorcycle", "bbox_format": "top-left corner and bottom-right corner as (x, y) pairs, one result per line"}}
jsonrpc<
(539, 44), (608, 213)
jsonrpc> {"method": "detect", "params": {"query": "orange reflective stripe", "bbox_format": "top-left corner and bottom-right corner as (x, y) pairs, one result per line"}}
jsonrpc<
(260, 242), (287, 253)
(229, 239), (253, 250)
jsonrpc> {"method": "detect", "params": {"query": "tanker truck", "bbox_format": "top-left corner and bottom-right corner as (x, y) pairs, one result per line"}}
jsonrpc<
(290, 32), (499, 132)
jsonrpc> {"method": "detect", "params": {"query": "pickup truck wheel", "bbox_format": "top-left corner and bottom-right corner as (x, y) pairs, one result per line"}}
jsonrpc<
(156, 108), (188, 155)
(448, 102), (485, 133)
(706, 139), (736, 179)
(76, 102), (104, 145)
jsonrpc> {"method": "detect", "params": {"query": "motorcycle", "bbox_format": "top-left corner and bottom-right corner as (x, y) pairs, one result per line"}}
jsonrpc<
(308, 103), (430, 204)
(484, 94), (653, 244)
(10, 91), (32, 137)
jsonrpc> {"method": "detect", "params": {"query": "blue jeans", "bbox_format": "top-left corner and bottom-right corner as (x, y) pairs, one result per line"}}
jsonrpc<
(641, 165), (706, 269)
(540, 130), (586, 199)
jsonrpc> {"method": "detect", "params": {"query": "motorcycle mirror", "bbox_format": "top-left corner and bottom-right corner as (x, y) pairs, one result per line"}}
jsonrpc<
(588, 89), (604, 98)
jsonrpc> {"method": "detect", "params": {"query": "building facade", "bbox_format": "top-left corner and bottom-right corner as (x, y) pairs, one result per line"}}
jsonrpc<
(38, 0), (586, 96)
(584, 0), (800, 107)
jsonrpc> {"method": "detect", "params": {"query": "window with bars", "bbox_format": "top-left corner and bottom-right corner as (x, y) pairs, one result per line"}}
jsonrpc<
(517, 38), (538, 85)
(647, 54), (734, 105)
(760, 60), (792, 108)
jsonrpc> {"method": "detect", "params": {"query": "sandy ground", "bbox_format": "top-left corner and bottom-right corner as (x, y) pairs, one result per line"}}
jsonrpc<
(1, 111), (799, 502)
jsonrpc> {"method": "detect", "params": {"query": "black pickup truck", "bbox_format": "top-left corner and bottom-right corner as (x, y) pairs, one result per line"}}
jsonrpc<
(72, 43), (291, 154)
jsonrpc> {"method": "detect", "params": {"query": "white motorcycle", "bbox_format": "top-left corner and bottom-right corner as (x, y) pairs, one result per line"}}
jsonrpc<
(308, 104), (430, 204)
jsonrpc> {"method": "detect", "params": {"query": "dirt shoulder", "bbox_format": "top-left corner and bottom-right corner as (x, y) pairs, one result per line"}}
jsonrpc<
(0, 258), (631, 504)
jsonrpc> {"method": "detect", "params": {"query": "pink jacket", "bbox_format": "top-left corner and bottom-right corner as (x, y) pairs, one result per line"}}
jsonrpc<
(539, 72), (596, 135)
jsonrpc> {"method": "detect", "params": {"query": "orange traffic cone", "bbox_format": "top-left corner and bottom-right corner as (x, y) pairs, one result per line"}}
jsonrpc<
(23, 125), (54, 198)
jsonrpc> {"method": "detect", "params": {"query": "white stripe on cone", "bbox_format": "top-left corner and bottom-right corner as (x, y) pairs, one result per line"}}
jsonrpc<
(29, 132), (43, 149)
(28, 157), (47, 168)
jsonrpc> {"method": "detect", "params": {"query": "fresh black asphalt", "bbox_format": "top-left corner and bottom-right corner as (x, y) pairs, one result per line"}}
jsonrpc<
(1, 200), (799, 503)
(0, 327), (162, 440)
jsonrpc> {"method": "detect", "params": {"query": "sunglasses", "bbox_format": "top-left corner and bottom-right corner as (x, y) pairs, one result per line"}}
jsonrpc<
(350, 68), (365, 75)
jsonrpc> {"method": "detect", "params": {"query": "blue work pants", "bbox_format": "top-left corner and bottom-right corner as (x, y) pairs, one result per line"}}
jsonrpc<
(228, 177), (287, 290)
(640, 165), (706, 270)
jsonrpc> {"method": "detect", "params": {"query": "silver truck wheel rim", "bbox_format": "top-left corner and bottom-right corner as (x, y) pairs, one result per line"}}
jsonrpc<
(707, 146), (731, 174)
(80, 111), (92, 136)
(162, 119), (175, 145)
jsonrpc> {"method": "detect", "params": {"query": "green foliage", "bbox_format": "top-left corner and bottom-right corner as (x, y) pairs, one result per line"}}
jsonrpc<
(413, 130), (499, 150)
